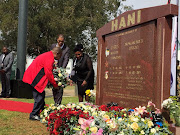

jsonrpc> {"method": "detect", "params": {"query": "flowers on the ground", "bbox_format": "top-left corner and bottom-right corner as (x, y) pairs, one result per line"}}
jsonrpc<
(85, 89), (96, 104)
(53, 67), (70, 88)
(40, 102), (173, 135)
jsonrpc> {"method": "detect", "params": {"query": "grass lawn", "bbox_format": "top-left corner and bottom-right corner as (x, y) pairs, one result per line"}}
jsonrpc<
(0, 83), (95, 134)
(0, 96), (79, 135)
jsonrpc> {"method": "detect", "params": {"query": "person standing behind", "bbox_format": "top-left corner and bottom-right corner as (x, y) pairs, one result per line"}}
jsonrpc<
(23, 47), (62, 121)
(50, 34), (70, 105)
(71, 44), (94, 102)
(0, 46), (14, 98)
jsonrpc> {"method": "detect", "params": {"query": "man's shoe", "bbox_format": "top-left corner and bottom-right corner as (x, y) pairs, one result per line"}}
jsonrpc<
(6, 96), (10, 98)
(29, 115), (40, 121)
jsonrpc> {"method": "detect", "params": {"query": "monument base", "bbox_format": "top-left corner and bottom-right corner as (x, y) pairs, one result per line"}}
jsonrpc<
(10, 80), (33, 99)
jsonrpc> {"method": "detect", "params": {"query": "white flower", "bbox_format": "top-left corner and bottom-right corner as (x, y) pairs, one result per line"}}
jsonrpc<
(141, 118), (145, 122)
(57, 106), (61, 110)
(72, 103), (76, 108)
(52, 106), (56, 110)
(162, 98), (173, 109)
(140, 130), (145, 134)
(118, 118), (123, 122)
(91, 121), (95, 126)
(121, 109), (127, 112)
(59, 104), (65, 109)
(150, 128), (156, 134)
(99, 111), (106, 116)
(58, 82), (62, 86)
(92, 112), (97, 116)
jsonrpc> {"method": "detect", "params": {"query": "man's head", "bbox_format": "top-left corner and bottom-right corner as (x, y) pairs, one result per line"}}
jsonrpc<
(57, 34), (64, 47)
(2, 46), (8, 55)
(51, 47), (62, 60)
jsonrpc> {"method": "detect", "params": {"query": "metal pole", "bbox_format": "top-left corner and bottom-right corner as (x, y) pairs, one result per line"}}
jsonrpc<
(16, 0), (28, 80)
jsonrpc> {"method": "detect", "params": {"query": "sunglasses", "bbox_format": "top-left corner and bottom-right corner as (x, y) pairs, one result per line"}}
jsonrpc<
(57, 40), (64, 43)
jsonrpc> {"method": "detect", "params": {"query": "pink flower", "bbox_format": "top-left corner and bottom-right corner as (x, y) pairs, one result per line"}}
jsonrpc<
(54, 78), (58, 81)
(155, 108), (161, 114)
(147, 101), (155, 107)
(135, 106), (147, 115)
(78, 117), (86, 125)
(81, 119), (92, 130)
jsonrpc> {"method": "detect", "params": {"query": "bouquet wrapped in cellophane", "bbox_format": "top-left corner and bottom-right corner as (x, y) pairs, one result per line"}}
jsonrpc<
(53, 67), (70, 88)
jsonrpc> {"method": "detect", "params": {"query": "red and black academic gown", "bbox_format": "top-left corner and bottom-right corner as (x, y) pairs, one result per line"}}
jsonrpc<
(22, 51), (58, 93)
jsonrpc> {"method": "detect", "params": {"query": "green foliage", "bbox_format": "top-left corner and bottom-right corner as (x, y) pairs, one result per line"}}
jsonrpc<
(169, 96), (180, 126)
(162, 96), (180, 126)
(0, 0), (132, 60)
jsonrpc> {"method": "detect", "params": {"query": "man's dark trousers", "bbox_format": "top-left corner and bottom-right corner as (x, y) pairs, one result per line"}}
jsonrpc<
(52, 87), (63, 105)
(30, 87), (45, 117)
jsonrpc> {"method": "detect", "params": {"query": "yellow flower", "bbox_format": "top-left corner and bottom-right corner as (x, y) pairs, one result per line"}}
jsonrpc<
(92, 112), (97, 116)
(58, 82), (62, 86)
(42, 118), (46, 123)
(130, 122), (139, 131)
(103, 115), (110, 120)
(85, 89), (91, 96)
(90, 127), (98, 133)
(148, 120), (154, 128)
(130, 116), (138, 122)
(58, 73), (62, 77)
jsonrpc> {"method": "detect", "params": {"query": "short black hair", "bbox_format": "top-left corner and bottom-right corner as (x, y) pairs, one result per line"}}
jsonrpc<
(74, 44), (83, 52)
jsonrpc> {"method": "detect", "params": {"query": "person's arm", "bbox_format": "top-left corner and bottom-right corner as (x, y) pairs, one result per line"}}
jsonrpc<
(62, 48), (70, 68)
(3, 52), (14, 72)
(44, 58), (58, 88)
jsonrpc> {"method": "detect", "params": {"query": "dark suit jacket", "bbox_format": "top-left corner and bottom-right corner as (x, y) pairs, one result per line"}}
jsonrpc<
(0, 52), (14, 75)
(50, 43), (70, 68)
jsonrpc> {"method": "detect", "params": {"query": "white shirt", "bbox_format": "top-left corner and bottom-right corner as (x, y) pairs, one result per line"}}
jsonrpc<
(56, 43), (64, 49)
(1, 54), (5, 67)
(2, 54), (5, 61)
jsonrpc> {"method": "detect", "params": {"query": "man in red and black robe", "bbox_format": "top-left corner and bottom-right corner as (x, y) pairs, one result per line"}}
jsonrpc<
(23, 47), (62, 121)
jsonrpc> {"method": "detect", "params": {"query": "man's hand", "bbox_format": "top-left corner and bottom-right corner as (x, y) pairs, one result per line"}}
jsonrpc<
(81, 80), (87, 87)
(69, 80), (73, 86)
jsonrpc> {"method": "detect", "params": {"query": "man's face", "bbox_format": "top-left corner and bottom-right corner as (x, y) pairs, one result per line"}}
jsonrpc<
(2, 47), (8, 54)
(57, 37), (64, 47)
(54, 53), (62, 60)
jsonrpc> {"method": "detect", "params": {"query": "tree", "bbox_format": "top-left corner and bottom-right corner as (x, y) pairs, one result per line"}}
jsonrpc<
(0, 0), (132, 61)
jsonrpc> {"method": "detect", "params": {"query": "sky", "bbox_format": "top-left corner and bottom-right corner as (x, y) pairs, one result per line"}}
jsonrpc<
(123, 0), (178, 10)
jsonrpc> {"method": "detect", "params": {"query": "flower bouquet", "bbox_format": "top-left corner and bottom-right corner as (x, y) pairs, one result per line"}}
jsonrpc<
(85, 90), (96, 104)
(53, 67), (70, 88)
